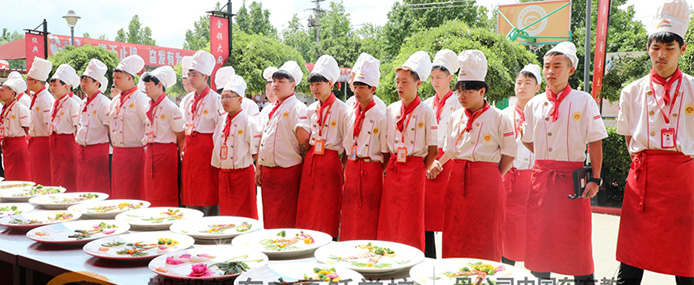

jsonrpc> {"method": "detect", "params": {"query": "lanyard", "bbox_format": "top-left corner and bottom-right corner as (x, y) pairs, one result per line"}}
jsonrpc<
(116, 88), (137, 117)
(649, 77), (683, 125)
(1, 100), (16, 122)
(51, 93), (71, 122)
(317, 100), (335, 137)
(455, 103), (490, 145)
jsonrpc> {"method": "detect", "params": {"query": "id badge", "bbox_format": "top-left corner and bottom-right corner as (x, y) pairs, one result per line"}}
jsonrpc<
(220, 145), (228, 160)
(396, 147), (408, 163)
(315, 139), (325, 155)
(0, 125), (5, 140)
(185, 123), (193, 136)
(349, 145), (357, 161)
(146, 130), (154, 144)
(661, 128), (676, 149)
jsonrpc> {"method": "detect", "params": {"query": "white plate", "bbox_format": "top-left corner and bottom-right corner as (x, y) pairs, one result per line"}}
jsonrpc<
(0, 180), (34, 189)
(26, 219), (130, 244)
(409, 258), (536, 285)
(29, 192), (109, 209)
(235, 262), (364, 285)
(231, 228), (332, 258)
(314, 240), (424, 273)
(149, 245), (268, 280)
(0, 210), (81, 229)
(83, 231), (194, 260)
(115, 207), (204, 229)
(0, 186), (66, 202)
(169, 216), (260, 240)
(0, 203), (34, 217)
(68, 199), (150, 218)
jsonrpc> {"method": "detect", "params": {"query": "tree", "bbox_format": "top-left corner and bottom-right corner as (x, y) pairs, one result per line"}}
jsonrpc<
(281, 14), (312, 63)
(355, 24), (388, 61)
(82, 32), (91, 38)
(236, 1), (277, 38)
(48, 45), (120, 94)
(183, 2), (221, 50)
(0, 28), (23, 45)
(114, 15), (156, 46)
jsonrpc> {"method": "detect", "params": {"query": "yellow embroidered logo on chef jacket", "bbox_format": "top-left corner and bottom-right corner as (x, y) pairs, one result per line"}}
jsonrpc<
(331, 121), (337, 127)
(238, 129), (244, 135)
(373, 128), (379, 135)
(11, 115), (15, 119)
(418, 121), (425, 128)
(685, 104), (694, 116)
(35, 106), (40, 111)
(203, 109), (209, 115)
(160, 115), (166, 120)
(283, 112), (289, 118)
(93, 110), (97, 115)
(573, 112), (582, 122)
(129, 103), (134, 109)
(483, 134), (492, 142)
(60, 111), (65, 116)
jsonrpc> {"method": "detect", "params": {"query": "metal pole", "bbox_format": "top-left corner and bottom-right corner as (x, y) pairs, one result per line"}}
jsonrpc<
(227, 0), (232, 57)
(70, 26), (75, 46)
(584, 0), (591, 93)
(42, 19), (48, 59)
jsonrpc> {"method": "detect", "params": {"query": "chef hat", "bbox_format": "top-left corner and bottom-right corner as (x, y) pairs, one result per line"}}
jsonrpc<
(351, 53), (375, 75)
(147, 66), (177, 89)
(3, 78), (27, 95)
(214, 66), (236, 90)
(353, 56), (381, 88)
(223, 74), (247, 97)
(190, 50), (215, 76)
(181, 56), (193, 79)
(51, 64), (80, 87)
(137, 79), (145, 91)
(27, 57), (52, 82)
(520, 64), (542, 84)
(263, 66), (278, 82)
(432, 49), (460, 75)
(8, 71), (23, 81)
(310, 55), (340, 83)
(115, 55), (145, 77)
(82, 58), (109, 93)
(397, 51), (432, 82)
(648, 0), (690, 39)
(277, 61), (303, 83)
(545, 42), (578, 68)
(457, 50), (488, 82)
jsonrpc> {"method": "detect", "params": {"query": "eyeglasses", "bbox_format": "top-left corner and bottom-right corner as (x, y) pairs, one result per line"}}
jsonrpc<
(221, 95), (241, 100)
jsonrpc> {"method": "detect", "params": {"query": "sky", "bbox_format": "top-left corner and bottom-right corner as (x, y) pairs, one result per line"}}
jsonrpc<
(0, 0), (692, 50)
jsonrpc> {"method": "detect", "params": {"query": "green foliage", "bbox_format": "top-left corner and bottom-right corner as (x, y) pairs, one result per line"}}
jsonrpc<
(282, 14), (313, 63)
(0, 28), (23, 45)
(184, 15), (210, 51)
(601, 126), (630, 206)
(48, 45), (119, 94)
(225, 31), (309, 95)
(601, 54), (649, 102)
(167, 63), (187, 98)
(236, 1), (278, 38)
(377, 20), (538, 104)
(114, 15), (156, 46)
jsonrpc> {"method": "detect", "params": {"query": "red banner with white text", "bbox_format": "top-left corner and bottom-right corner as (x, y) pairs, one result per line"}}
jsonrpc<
(210, 15), (230, 90)
(25, 33), (46, 71)
(591, 0), (611, 103)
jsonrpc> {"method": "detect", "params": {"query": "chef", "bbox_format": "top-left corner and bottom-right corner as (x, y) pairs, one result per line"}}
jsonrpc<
(48, 64), (81, 191)
(345, 53), (386, 113)
(26, 57), (54, 185)
(7, 72), (31, 107)
(0, 78), (31, 180)
(181, 56), (195, 94)
(258, 66), (278, 130)
(214, 66), (260, 120)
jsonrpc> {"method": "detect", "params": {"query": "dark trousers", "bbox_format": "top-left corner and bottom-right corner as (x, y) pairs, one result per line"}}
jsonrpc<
(618, 263), (694, 285)
(425, 231), (436, 258)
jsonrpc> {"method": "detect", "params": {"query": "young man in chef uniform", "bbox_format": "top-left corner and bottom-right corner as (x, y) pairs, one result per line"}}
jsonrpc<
(0, 78), (31, 180)
(212, 75), (261, 218)
(258, 66), (278, 130)
(26, 57), (54, 186)
(340, 56), (388, 241)
(296, 55), (350, 239)
(255, 61), (311, 229)
(48, 64), (81, 191)
(181, 56), (195, 94)
(7, 72), (31, 108)
(522, 42), (607, 284)
(617, 0), (694, 283)
(378, 51), (438, 251)
(214, 66), (260, 120)
(109, 55), (149, 199)
(345, 53), (386, 113)
(422, 49), (462, 258)
(141, 66), (184, 207)
(75, 59), (111, 193)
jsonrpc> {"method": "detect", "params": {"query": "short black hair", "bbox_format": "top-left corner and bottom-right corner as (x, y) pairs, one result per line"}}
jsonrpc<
(396, 68), (420, 81)
(272, 70), (295, 83)
(544, 51), (574, 67)
(49, 78), (67, 85)
(431, 65), (450, 75)
(455, 80), (489, 93)
(353, 81), (373, 88)
(307, 73), (329, 83)
(141, 73), (165, 92)
(648, 31), (684, 48)
(113, 69), (134, 80)
(517, 70), (539, 84)
(80, 75), (100, 87)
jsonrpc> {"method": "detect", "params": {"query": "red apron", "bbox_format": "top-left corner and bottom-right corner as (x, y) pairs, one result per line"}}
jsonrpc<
(501, 167), (532, 261)
(144, 143), (179, 207)
(424, 148), (452, 231)
(219, 166), (257, 219)
(377, 156), (426, 251)
(617, 150), (694, 277)
(261, 164), (302, 229)
(28, 136), (52, 185)
(181, 133), (218, 206)
(296, 148), (343, 237)
(111, 146), (145, 199)
(76, 143), (110, 194)
(340, 158), (383, 241)
(442, 160), (505, 260)
(2, 137), (31, 181)
(525, 160), (592, 276)
(49, 134), (78, 191)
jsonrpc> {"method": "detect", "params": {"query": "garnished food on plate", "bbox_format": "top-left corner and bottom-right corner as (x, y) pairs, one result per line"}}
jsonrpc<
(327, 242), (397, 268)
(9, 212), (73, 225)
(88, 202), (144, 213)
(260, 230), (314, 251)
(67, 222), (118, 240)
(135, 209), (183, 223)
(0, 205), (22, 215)
(102, 237), (179, 257)
(443, 262), (507, 284)
(13, 185), (63, 197)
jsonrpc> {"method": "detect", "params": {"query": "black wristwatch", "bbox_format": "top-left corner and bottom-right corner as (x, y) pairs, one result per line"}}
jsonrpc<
(589, 177), (603, 186)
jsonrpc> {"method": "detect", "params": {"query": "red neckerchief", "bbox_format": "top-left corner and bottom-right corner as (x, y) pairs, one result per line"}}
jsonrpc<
(464, 101), (491, 132)
(191, 87), (210, 116)
(317, 93), (336, 135)
(51, 92), (72, 120)
(396, 96), (421, 133)
(268, 93), (294, 119)
(222, 110), (242, 142)
(650, 67), (683, 106)
(146, 93), (167, 122)
(545, 84), (572, 122)
(119, 87), (137, 105)
(16, 92), (24, 101)
(82, 91), (101, 112)
(30, 87), (46, 109)
(514, 103), (525, 137)
(1, 99), (17, 120)
(434, 90), (454, 122)
(353, 99), (376, 137)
